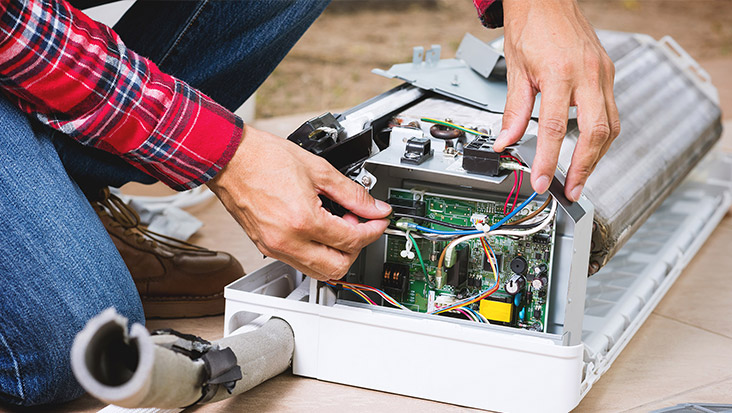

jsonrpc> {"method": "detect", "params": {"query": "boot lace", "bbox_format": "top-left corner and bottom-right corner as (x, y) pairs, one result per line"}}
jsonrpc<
(95, 188), (209, 252)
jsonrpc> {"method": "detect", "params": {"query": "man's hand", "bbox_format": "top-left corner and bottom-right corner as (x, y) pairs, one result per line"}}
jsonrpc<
(493, 0), (621, 202)
(208, 125), (391, 281)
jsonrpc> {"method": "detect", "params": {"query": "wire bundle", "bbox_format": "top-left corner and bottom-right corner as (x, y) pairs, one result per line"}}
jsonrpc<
(501, 154), (524, 215)
(326, 280), (410, 311)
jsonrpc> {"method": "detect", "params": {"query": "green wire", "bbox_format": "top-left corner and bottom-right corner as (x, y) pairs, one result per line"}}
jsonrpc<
(420, 117), (485, 137)
(407, 232), (432, 288)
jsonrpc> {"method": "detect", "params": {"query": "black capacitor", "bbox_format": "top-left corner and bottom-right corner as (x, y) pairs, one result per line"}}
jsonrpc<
(510, 256), (528, 275)
(505, 274), (526, 295)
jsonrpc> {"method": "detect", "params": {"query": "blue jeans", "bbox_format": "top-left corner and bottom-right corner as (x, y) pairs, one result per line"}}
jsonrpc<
(0, 0), (329, 406)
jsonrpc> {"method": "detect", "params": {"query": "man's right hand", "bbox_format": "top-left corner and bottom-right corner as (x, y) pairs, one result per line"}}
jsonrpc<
(207, 124), (392, 281)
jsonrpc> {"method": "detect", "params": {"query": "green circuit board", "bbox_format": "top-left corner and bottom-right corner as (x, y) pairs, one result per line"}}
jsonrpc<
(383, 188), (556, 332)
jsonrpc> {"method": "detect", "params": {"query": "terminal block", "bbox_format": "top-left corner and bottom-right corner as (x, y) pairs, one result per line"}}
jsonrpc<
(462, 136), (501, 176)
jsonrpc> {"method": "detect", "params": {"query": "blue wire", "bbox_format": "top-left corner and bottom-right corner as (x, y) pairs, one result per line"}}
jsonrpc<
(412, 224), (482, 235)
(409, 192), (539, 235)
(489, 191), (538, 230)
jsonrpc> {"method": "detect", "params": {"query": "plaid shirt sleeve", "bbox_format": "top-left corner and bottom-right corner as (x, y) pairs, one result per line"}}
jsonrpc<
(0, 0), (243, 191)
(473, 0), (504, 28)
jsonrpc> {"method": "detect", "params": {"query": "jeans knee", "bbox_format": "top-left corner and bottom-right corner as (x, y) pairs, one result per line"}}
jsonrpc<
(0, 333), (84, 406)
(0, 297), (143, 406)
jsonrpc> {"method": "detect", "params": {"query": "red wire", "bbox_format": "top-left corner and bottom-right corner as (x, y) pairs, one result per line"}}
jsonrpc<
(511, 170), (523, 212)
(500, 154), (525, 215)
(501, 154), (522, 162)
(503, 170), (517, 214)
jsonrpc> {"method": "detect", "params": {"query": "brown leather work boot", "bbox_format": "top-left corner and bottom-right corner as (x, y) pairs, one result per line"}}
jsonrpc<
(93, 188), (245, 319)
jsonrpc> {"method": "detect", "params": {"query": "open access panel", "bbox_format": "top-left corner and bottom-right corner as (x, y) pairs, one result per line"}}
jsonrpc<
(224, 31), (730, 412)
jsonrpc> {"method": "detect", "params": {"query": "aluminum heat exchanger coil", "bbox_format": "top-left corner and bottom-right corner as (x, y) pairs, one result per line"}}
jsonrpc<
(559, 32), (723, 273)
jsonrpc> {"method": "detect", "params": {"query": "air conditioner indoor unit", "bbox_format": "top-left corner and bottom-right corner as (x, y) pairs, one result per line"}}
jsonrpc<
(224, 31), (730, 413)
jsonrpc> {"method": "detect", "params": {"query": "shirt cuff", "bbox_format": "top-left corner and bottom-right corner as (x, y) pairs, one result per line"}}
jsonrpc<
(473, 0), (504, 28)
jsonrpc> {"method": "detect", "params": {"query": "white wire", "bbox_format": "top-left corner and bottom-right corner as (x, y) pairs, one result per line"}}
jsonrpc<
(444, 199), (557, 265)
(384, 228), (455, 241)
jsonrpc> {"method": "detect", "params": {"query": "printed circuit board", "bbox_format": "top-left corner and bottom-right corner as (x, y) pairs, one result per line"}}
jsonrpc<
(383, 188), (556, 331)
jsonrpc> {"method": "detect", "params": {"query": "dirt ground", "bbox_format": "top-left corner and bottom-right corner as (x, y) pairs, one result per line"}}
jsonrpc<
(256, 0), (732, 119)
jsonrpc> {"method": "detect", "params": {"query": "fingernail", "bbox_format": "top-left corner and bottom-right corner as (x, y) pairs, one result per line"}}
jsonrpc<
(375, 199), (392, 213)
(494, 129), (508, 149)
(570, 185), (584, 202)
(535, 175), (550, 193)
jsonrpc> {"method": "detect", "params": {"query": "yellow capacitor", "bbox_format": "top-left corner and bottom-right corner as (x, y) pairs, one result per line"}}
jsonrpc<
(479, 299), (513, 323)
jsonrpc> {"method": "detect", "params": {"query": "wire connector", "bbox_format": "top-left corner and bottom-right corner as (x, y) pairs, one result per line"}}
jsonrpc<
(499, 161), (531, 173)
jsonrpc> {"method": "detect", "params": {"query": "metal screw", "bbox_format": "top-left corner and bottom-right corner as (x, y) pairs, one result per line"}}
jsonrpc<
(361, 175), (372, 187)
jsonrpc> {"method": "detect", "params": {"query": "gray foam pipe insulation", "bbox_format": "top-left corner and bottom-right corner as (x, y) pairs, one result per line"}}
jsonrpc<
(71, 308), (294, 408)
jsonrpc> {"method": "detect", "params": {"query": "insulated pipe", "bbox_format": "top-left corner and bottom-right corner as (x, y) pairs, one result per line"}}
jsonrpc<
(71, 308), (294, 408)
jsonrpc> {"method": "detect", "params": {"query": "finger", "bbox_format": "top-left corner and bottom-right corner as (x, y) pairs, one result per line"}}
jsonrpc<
(565, 85), (611, 202)
(494, 73), (536, 152)
(342, 212), (360, 226)
(276, 242), (358, 281)
(598, 65), (621, 160)
(316, 165), (392, 219)
(532, 82), (572, 194)
(310, 207), (388, 254)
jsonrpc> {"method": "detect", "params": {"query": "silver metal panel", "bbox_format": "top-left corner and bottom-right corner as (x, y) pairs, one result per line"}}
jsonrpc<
(456, 32), (502, 78)
(365, 136), (507, 187)
(372, 34), (557, 119)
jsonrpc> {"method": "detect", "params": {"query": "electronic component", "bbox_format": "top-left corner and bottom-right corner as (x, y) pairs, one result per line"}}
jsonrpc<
(381, 263), (409, 299)
(387, 197), (426, 217)
(531, 276), (548, 291)
(401, 137), (433, 165)
(462, 136), (501, 176)
(479, 296), (513, 324)
(505, 274), (526, 296)
(485, 253), (503, 272)
(510, 256), (528, 275)
(447, 247), (470, 287)
(429, 123), (464, 140)
(287, 112), (343, 155)
(532, 233), (550, 244)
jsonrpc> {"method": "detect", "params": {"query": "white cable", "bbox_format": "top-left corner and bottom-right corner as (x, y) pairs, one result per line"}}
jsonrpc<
(444, 199), (557, 265)
(384, 228), (455, 241)
(500, 162), (532, 173)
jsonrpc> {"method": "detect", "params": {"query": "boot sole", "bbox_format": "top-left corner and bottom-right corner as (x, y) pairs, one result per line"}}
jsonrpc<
(141, 292), (225, 319)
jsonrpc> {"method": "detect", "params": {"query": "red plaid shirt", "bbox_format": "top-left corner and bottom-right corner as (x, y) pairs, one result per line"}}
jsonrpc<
(0, 0), (242, 191)
(0, 0), (500, 191)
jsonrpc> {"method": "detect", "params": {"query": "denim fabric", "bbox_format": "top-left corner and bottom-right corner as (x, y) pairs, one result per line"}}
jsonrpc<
(0, 96), (145, 406)
(1, 0), (328, 406)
